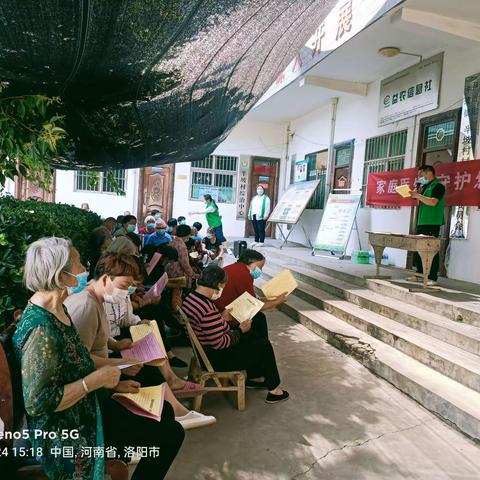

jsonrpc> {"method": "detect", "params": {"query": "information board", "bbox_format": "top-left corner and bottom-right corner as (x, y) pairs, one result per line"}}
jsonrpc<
(269, 180), (320, 224)
(314, 194), (361, 253)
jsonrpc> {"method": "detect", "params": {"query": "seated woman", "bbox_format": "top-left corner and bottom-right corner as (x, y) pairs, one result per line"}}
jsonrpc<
(138, 215), (156, 235)
(167, 224), (199, 288)
(114, 214), (137, 237)
(215, 249), (287, 336)
(203, 227), (224, 267)
(182, 265), (289, 404)
(13, 237), (184, 480)
(64, 252), (215, 430)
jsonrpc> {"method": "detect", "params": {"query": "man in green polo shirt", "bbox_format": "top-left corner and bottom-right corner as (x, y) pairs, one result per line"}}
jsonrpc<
(408, 164), (446, 285)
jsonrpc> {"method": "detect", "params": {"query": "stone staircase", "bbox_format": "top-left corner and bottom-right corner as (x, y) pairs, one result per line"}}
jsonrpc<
(257, 248), (480, 441)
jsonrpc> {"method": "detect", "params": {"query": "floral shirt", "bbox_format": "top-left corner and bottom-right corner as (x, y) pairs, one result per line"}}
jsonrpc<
(12, 304), (104, 480)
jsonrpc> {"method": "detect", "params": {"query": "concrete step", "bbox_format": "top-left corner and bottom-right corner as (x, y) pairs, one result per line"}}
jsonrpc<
(259, 287), (480, 441)
(261, 267), (480, 394)
(263, 260), (480, 358)
(262, 247), (480, 326)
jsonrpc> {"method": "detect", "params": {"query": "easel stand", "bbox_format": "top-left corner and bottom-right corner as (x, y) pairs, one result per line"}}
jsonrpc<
(267, 222), (314, 250)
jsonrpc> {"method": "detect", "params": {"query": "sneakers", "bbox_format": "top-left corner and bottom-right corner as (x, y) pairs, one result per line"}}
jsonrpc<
(265, 390), (290, 404)
(175, 411), (216, 430)
(426, 280), (438, 286)
(256, 242), (265, 247)
(405, 275), (421, 282)
(250, 242), (258, 247)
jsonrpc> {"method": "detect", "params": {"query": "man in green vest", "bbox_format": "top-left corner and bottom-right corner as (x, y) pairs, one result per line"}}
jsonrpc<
(408, 164), (446, 285)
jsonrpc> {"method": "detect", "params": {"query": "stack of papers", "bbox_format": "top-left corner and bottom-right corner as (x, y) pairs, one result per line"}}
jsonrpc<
(261, 269), (298, 300)
(120, 332), (166, 364)
(129, 322), (167, 366)
(144, 272), (168, 301)
(113, 384), (166, 421)
(395, 184), (412, 198)
(226, 292), (264, 323)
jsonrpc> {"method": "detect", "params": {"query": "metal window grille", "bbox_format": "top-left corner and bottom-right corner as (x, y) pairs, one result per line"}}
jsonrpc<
(305, 150), (328, 209)
(362, 130), (407, 207)
(190, 155), (238, 203)
(75, 170), (127, 193)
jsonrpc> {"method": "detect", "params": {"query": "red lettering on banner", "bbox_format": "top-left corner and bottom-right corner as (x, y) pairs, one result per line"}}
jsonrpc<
(366, 160), (480, 207)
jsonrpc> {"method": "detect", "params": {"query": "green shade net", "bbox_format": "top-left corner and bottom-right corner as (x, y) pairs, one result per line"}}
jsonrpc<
(0, 0), (336, 169)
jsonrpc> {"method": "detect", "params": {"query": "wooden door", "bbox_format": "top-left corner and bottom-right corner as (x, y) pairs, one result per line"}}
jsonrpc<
(245, 157), (280, 238)
(15, 172), (56, 202)
(408, 109), (461, 275)
(138, 164), (175, 223)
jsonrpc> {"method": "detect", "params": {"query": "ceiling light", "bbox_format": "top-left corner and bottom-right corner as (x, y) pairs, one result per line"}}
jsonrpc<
(378, 46), (423, 62)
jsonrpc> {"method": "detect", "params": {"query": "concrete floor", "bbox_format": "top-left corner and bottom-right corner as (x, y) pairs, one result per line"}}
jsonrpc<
(167, 310), (480, 480)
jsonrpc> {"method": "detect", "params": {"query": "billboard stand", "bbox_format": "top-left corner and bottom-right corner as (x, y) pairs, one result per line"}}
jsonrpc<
(313, 192), (362, 259)
(271, 222), (314, 250)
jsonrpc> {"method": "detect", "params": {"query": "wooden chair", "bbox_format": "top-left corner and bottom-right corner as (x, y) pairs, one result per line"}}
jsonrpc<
(0, 343), (129, 480)
(176, 308), (245, 411)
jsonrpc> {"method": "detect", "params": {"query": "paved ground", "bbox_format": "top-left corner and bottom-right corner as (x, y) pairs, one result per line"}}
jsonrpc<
(166, 310), (480, 480)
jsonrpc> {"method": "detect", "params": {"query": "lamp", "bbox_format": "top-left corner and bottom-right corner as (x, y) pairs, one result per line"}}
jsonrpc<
(378, 47), (423, 62)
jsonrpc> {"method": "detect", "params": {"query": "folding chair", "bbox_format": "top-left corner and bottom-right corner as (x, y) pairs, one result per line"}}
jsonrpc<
(177, 308), (245, 411)
(0, 343), (129, 480)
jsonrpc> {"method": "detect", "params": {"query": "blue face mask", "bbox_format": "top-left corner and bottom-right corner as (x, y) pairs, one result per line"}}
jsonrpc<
(418, 176), (429, 185)
(157, 229), (166, 236)
(66, 271), (89, 295)
(250, 267), (262, 280)
(127, 224), (136, 233)
(147, 223), (156, 230)
(127, 286), (137, 296)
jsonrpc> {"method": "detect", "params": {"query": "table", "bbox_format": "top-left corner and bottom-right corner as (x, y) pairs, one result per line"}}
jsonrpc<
(367, 232), (441, 289)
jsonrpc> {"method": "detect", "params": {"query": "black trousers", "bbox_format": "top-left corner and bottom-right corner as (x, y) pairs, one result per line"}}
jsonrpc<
(206, 314), (280, 390)
(102, 400), (184, 480)
(251, 215), (266, 243)
(414, 224), (441, 281)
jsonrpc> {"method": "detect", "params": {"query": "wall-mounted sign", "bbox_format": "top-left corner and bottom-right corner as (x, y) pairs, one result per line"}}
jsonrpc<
(294, 159), (308, 183)
(236, 156), (252, 220)
(378, 53), (443, 127)
(257, 0), (404, 105)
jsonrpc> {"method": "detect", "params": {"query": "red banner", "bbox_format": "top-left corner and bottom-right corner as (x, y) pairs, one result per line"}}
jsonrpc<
(366, 160), (480, 207)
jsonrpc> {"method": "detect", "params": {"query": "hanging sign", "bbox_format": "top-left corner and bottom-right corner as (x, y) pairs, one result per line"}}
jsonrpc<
(314, 194), (361, 253)
(366, 160), (480, 207)
(378, 53), (443, 126)
(236, 156), (252, 220)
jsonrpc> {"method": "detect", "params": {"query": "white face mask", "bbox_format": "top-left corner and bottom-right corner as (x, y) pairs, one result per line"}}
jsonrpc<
(257, 188), (264, 196)
(211, 287), (223, 301)
(104, 278), (129, 304)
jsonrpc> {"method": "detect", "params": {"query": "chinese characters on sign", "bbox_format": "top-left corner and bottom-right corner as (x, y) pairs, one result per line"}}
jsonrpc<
(378, 54), (443, 126)
(236, 157), (251, 220)
(366, 160), (480, 207)
(294, 159), (308, 183)
(336, 0), (353, 40)
(458, 73), (480, 160)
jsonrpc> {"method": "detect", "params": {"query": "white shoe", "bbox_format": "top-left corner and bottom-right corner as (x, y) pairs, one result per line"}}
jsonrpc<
(175, 411), (216, 430)
(250, 242), (258, 247)
(256, 242), (265, 247)
(425, 280), (437, 286)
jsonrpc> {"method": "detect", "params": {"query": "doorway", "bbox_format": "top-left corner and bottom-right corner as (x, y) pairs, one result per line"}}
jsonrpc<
(409, 108), (462, 275)
(244, 156), (280, 239)
(137, 164), (175, 223)
(15, 172), (56, 202)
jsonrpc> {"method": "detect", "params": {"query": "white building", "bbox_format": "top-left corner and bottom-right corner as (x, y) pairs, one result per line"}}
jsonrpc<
(7, 0), (480, 284)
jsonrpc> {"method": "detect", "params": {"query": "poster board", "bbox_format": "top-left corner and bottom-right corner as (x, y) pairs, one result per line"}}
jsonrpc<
(314, 193), (361, 253)
(268, 180), (320, 225)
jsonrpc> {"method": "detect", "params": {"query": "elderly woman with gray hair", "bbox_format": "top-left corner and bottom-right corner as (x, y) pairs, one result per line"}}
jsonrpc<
(12, 237), (184, 480)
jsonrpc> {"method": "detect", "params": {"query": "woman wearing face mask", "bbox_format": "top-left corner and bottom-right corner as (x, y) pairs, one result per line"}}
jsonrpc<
(138, 215), (156, 235)
(189, 194), (226, 243)
(214, 249), (287, 342)
(144, 218), (172, 247)
(182, 265), (289, 403)
(113, 214), (137, 237)
(203, 227), (224, 267)
(248, 184), (271, 247)
(13, 239), (186, 480)
(65, 252), (216, 432)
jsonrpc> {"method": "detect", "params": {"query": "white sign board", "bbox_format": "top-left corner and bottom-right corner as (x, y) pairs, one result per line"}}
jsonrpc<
(269, 180), (320, 224)
(378, 53), (443, 127)
(236, 156), (251, 219)
(314, 193), (361, 253)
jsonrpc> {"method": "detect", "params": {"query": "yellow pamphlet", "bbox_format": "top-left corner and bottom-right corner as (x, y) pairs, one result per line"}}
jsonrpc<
(226, 292), (264, 323)
(395, 184), (412, 198)
(113, 384), (166, 421)
(261, 269), (298, 300)
(130, 322), (167, 366)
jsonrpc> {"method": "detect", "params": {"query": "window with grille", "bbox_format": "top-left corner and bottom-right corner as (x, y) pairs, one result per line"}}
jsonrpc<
(190, 155), (238, 203)
(74, 170), (126, 193)
(362, 130), (407, 207)
(306, 150), (328, 209)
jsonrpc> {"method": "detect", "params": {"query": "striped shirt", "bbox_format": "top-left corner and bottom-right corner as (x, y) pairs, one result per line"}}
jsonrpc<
(182, 291), (241, 350)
